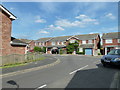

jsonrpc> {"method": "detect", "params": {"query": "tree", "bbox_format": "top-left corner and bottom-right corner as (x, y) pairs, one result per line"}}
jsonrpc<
(42, 47), (46, 53)
(66, 40), (79, 54)
(66, 43), (74, 54)
(34, 46), (42, 52)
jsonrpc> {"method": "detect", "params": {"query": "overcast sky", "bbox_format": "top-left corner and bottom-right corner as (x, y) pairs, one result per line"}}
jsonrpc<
(2, 2), (118, 40)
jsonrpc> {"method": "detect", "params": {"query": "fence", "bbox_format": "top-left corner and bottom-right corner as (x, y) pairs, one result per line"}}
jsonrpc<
(0, 53), (43, 66)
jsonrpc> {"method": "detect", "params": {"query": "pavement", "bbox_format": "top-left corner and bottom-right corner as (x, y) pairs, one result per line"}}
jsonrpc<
(2, 55), (59, 75)
(2, 55), (120, 89)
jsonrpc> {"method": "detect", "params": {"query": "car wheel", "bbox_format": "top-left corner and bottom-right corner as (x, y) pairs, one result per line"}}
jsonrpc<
(103, 63), (106, 67)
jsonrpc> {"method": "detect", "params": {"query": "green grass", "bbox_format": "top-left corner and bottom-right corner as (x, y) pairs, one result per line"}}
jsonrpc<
(0, 56), (46, 68)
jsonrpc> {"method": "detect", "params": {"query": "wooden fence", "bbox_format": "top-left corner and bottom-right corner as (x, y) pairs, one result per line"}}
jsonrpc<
(0, 53), (43, 66)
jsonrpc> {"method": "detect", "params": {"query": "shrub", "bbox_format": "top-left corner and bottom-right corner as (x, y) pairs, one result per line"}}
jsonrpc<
(42, 47), (46, 53)
(98, 53), (101, 55)
(34, 46), (42, 52)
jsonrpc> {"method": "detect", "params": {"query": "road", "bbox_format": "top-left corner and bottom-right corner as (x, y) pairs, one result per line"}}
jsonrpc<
(2, 55), (120, 89)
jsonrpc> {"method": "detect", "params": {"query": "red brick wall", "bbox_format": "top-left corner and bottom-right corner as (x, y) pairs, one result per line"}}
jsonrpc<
(103, 39), (120, 47)
(46, 41), (52, 46)
(11, 45), (26, 55)
(29, 41), (35, 50)
(0, 11), (12, 56)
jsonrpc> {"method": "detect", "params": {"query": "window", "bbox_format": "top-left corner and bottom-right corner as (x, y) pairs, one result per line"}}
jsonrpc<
(79, 48), (83, 52)
(88, 40), (92, 44)
(52, 42), (55, 45)
(106, 39), (112, 43)
(82, 40), (86, 44)
(70, 40), (75, 43)
(57, 42), (60, 45)
(42, 42), (45, 46)
(61, 42), (64, 45)
(39, 42), (41, 46)
(118, 39), (120, 43)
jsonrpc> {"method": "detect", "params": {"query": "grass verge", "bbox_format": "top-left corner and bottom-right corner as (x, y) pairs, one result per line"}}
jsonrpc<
(0, 56), (46, 68)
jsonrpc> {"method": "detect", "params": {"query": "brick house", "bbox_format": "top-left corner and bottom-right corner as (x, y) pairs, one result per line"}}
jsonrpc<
(19, 39), (35, 52)
(0, 5), (27, 56)
(36, 33), (100, 56)
(102, 32), (120, 55)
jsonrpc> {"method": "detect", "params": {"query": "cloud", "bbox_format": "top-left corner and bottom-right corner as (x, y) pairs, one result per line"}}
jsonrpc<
(75, 14), (88, 19)
(75, 14), (99, 25)
(38, 30), (49, 34)
(39, 24), (64, 32)
(10, 7), (15, 10)
(47, 24), (64, 31)
(35, 16), (46, 23)
(38, 2), (58, 14)
(105, 13), (116, 20)
(55, 19), (79, 27)
(55, 14), (99, 28)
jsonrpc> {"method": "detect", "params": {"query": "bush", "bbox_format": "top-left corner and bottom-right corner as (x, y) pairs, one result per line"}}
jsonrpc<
(60, 49), (63, 54)
(98, 53), (101, 55)
(34, 46), (42, 52)
(66, 43), (74, 54)
(42, 47), (46, 53)
(76, 52), (85, 55)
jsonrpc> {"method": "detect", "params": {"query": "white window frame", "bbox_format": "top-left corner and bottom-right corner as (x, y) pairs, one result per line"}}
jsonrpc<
(61, 42), (64, 45)
(57, 42), (60, 45)
(70, 40), (75, 43)
(42, 42), (45, 46)
(39, 42), (41, 46)
(88, 40), (92, 44)
(118, 39), (120, 43)
(105, 39), (112, 43)
(52, 42), (56, 45)
(82, 40), (86, 44)
(79, 48), (83, 52)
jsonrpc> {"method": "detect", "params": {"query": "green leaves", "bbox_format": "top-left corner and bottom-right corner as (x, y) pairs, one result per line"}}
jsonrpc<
(34, 46), (42, 52)
(66, 41), (79, 54)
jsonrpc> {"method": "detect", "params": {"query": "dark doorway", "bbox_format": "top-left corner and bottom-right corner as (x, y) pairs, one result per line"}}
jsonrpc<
(52, 49), (59, 54)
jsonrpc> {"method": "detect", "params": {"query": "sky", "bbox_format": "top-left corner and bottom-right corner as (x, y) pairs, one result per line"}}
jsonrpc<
(2, 2), (118, 40)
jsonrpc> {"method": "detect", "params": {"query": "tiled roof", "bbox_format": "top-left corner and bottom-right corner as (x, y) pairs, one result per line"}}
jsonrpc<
(18, 39), (33, 44)
(79, 44), (94, 48)
(49, 36), (72, 42)
(75, 33), (99, 40)
(11, 37), (27, 46)
(102, 32), (120, 39)
(36, 37), (52, 42)
(36, 33), (99, 42)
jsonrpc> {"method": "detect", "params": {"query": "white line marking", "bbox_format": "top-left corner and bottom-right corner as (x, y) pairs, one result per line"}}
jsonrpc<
(35, 84), (47, 89)
(69, 65), (88, 75)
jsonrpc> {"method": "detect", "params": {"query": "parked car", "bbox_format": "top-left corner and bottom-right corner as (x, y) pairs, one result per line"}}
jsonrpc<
(101, 49), (120, 67)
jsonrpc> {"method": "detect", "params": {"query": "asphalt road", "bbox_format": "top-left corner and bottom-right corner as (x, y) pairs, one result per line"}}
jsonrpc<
(2, 55), (120, 89)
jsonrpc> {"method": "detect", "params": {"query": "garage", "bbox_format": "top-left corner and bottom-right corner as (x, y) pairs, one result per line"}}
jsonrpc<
(85, 48), (92, 55)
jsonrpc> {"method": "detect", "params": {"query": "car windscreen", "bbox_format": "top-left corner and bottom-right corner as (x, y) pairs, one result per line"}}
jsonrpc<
(108, 49), (120, 55)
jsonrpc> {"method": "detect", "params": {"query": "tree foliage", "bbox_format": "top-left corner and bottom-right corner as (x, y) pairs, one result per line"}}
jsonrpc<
(66, 41), (79, 54)
(34, 46), (42, 52)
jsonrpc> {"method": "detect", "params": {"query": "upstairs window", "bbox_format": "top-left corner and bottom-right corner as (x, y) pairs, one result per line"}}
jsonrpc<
(82, 40), (86, 44)
(118, 39), (120, 43)
(42, 42), (45, 46)
(70, 40), (75, 43)
(61, 42), (64, 45)
(52, 42), (56, 45)
(57, 42), (60, 45)
(106, 39), (112, 43)
(88, 40), (92, 44)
